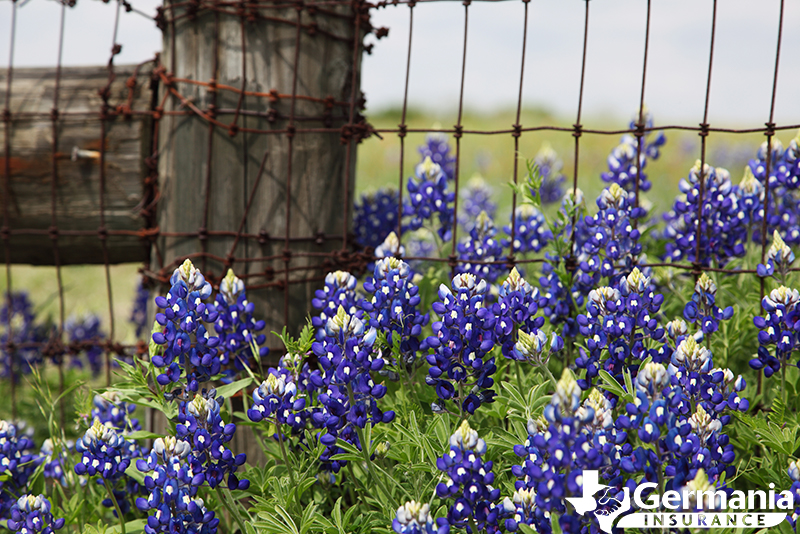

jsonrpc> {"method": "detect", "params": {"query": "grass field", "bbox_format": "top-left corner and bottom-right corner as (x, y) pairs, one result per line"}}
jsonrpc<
(0, 108), (782, 345)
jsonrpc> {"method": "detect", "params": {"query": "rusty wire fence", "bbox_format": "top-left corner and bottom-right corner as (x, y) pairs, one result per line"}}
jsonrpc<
(0, 0), (797, 422)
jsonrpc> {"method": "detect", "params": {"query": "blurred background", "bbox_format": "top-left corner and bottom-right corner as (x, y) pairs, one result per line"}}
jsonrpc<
(0, 0), (798, 342)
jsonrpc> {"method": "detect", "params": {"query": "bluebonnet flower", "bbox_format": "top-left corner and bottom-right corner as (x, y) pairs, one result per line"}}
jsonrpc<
(459, 176), (497, 232)
(419, 133), (456, 181)
(362, 257), (429, 372)
(65, 315), (105, 377)
(663, 161), (746, 266)
(374, 232), (405, 260)
(312, 271), (360, 341)
(91, 392), (142, 434)
(758, 230), (796, 281)
(736, 167), (765, 241)
(502, 204), (552, 256)
(75, 416), (143, 516)
(392, 501), (449, 534)
(130, 281), (149, 339)
(425, 274), (497, 414)
(575, 268), (665, 389)
(779, 131), (800, 190)
(74, 419), (132, 479)
(310, 306), (394, 472)
(456, 211), (505, 285)
(746, 139), (800, 245)
(247, 370), (307, 434)
(533, 142), (567, 205)
(6, 495), (65, 534)
(601, 109), (666, 194)
(151, 260), (221, 392)
(354, 188), (400, 249)
(214, 270), (268, 380)
(683, 274), (733, 336)
(0, 421), (40, 520)
(750, 286), (800, 377)
(435, 420), (500, 530)
(578, 183), (645, 287)
(508, 371), (611, 534)
(492, 268), (550, 361)
(175, 392), (248, 490)
(136, 437), (220, 534)
(404, 157), (456, 242)
(39, 439), (67, 486)
(0, 292), (47, 380)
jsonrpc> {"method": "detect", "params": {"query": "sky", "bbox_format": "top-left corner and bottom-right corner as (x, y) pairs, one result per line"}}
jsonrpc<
(1, 0), (799, 126)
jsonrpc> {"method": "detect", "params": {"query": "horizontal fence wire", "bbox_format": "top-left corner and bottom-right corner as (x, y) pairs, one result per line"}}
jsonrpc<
(0, 0), (792, 420)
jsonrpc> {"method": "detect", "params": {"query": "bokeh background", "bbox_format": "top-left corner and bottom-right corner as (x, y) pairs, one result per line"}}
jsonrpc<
(0, 0), (799, 344)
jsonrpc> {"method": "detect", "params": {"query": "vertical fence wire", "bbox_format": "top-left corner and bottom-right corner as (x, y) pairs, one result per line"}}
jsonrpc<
(50, 0), (68, 427)
(506, 0), (530, 269)
(449, 0), (470, 278)
(633, 0), (651, 221)
(692, 0), (718, 275)
(3, 0), (18, 419)
(394, 2), (414, 256)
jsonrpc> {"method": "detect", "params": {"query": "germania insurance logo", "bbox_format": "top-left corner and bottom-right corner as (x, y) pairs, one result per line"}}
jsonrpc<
(566, 470), (793, 533)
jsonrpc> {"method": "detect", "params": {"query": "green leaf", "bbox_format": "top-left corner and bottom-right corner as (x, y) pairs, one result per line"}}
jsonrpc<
(125, 430), (163, 441)
(216, 377), (255, 400)
(106, 520), (146, 534)
(125, 462), (146, 486)
(597, 370), (632, 403)
(518, 523), (538, 534)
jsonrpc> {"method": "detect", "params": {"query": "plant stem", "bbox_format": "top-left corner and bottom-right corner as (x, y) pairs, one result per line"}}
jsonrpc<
(102, 479), (125, 534)
(274, 420), (297, 488)
(540, 362), (558, 391)
(514, 361), (524, 393)
(469, 515), (481, 534)
(781, 362), (788, 406)
(217, 487), (248, 534)
(355, 424), (393, 507)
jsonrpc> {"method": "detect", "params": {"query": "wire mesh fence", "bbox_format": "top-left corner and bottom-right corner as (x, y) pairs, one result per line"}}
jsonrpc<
(0, 0), (797, 424)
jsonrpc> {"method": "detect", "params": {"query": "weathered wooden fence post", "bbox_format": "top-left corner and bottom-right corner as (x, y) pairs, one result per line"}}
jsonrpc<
(155, 0), (363, 346)
(154, 1), (367, 458)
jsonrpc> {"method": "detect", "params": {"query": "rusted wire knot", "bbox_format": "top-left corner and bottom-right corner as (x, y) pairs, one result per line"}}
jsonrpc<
(306, 22), (318, 36)
(50, 108), (59, 121)
(698, 122), (710, 138)
(572, 123), (583, 139)
(764, 122), (776, 138)
(505, 255), (517, 270)
(453, 125), (463, 139)
(258, 230), (270, 245)
(315, 232), (326, 246)
(282, 248), (293, 263)
(286, 125), (296, 139)
(97, 226), (108, 242)
(48, 226), (59, 241)
(0, 226), (10, 241)
(1, 109), (10, 123)
(564, 254), (577, 274)
(633, 121), (645, 138)
(228, 124), (240, 137)
(512, 123), (522, 139)
(197, 227), (208, 242)
(136, 227), (160, 241)
(374, 27), (390, 39)
(448, 254), (458, 270)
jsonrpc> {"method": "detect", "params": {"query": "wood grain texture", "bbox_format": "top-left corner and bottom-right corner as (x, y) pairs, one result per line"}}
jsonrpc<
(0, 65), (154, 265)
(155, 2), (362, 463)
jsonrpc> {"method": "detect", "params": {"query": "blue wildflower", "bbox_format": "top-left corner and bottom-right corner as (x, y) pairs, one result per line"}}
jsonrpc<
(435, 420), (500, 530)
(354, 188), (400, 249)
(65, 315), (105, 377)
(6, 495), (65, 534)
(0, 421), (40, 520)
(683, 274), (733, 336)
(418, 133), (456, 181)
(312, 271), (360, 341)
(151, 260), (221, 392)
(214, 270), (268, 380)
(456, 211), (505, 284)
(533, 142), (567, 205)
(404, 157), (456, 242)
(426, 274), (497, 414)
(751, 286), (800, 377)
(503, 204), (552, 256)
(459, 176), (497, 232)
(135, 437), (220, 534)
(393, 501), (449, 534)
